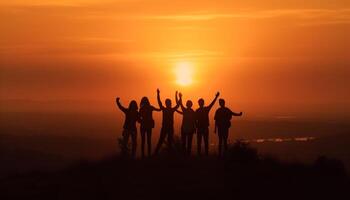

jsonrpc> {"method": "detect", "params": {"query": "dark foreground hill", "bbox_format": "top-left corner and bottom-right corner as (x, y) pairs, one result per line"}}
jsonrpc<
(1, 142), (349, 200)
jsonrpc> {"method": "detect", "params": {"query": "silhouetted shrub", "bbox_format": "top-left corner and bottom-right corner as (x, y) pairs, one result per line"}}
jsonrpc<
(313, 156), (347, 177)
(1, 140), (349, 200)
(117, 136), (130, 158)
(158, 136), (183, 157)
(224, 140), (259, 164)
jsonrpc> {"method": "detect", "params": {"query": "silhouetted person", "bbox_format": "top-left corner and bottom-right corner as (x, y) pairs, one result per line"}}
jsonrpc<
(116, 97), (139, 158)
(175, 92), (196, 156)
(195, 92), (220, 156)
(139, 97), (161, 158)
(154, 89), (181, 155)
(214, 99), (243, 157)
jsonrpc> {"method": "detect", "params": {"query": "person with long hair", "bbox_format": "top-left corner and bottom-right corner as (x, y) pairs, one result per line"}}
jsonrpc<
(139, 97), (161, 158)
(116, 97), (139, 158)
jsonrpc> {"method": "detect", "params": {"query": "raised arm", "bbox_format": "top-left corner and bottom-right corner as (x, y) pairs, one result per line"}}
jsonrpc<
(208, 92), (220, 110)
(177, 92), (186, 111)
(157, 88), (164, 110)
(173, 91), (181, 110)
(175, 91), (179, 105)
(152, 106), (162, 112)
(116, 97), (127, 113)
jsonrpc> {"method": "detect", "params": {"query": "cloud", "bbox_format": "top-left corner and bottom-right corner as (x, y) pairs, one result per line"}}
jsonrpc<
(132, 9), (350, 24)
(1, 2), (349, 25)
(63, 7), (350, 26)
(0, 0), (109, 6)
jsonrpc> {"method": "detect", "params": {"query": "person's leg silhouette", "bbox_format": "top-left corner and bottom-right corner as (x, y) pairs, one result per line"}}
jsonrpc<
(218, 131), (223, 157)
(203, 129), (209, 156)
(167, 128), (174, 150)
(123, 129), (131, 148)
(218, 127), (229, 157)
(147, 129), (152, 157)
(141, 130), (146, 158)
(131, 131), (137, 158)
(223, 128), (229, 156)
(181, 130), (187, 154)
(187, 133), (194, 155)
(154, 128), (167, 155)
(122, 130), (133, 156)
(197, 131), (203, 156)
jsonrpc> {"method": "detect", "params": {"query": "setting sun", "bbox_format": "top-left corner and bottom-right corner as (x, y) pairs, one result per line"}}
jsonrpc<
(174, 61), (194, 86)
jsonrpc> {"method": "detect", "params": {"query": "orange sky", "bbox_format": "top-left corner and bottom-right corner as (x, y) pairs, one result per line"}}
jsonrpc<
(0, 0), (349, 118)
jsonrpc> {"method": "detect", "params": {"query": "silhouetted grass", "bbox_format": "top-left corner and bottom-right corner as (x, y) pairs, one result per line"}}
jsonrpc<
(0, 140), (349, 200)
(117, 136), (130, 158)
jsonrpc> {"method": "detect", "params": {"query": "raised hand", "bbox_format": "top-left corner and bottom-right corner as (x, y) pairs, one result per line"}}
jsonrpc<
(157, 88), (164, 109)
(209, 92), (220, 109)
(116, 97), (127, 112)
(232, 111), (243, 116)
(179, 92), (183, 98)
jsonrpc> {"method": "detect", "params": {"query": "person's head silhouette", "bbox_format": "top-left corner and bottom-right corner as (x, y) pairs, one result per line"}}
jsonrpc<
(165, 98), (172, 108)
(129, 100), (138, 111)
(186, 100), (193, 108)
(140, 97), (150, 108)
(198, 98), (205, 108)
(219, 99), (225, 107)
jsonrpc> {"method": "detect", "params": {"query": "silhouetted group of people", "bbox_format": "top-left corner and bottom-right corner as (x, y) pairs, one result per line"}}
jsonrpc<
(116, 89), (242, 158)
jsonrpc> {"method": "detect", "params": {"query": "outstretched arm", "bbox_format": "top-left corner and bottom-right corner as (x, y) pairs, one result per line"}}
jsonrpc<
(231, 111), (243, 116)
(175, 110), (183, 115)
(208, 92), (220, 110)
(157, 89), (164, 110)
(116, 97), (127, 113)
(152, 106), (162, 112)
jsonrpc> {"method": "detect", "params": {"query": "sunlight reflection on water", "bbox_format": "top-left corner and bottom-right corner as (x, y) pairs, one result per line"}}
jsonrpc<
(208, 137), (316, 146)
(247, 137), (316, 143)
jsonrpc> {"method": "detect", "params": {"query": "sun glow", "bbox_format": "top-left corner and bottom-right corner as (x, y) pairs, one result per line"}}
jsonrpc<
(174, 61), (194, 86)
